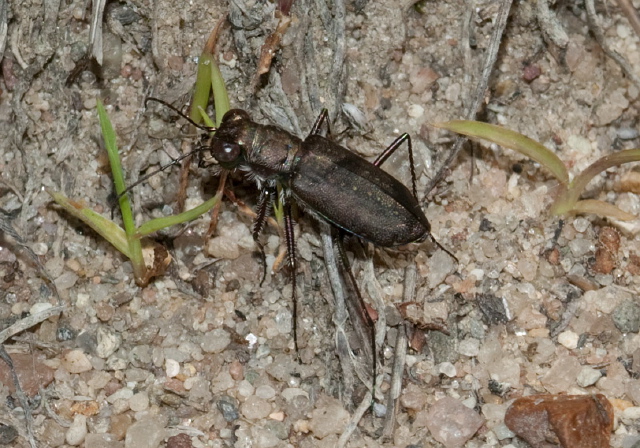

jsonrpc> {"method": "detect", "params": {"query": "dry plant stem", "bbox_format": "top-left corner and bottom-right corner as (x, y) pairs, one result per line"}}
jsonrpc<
(89, 0), (106, 64)
(585, 0), (640, 89)
(616, 0), (640, 37)
(382, 263), (415, 440)
(337, 389), (373, 448)
(0, 347), (36, 448)
(320, 224), (356, 406)
(0, 0), (7, 65)
(0, 306), (65, 344)
(0, 214), (62, 305)
(536, 0), (569, 49)
(382, 323), (408, 441)
(425, 0), (513, 197)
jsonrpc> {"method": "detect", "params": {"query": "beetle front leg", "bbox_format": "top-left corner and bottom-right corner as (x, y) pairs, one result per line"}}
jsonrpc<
(373, 133), (419, 200)
(308, 109), (331, 137)
(252, 187), (275, 286)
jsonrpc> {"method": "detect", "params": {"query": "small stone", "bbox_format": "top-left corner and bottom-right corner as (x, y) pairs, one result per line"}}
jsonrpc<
(309, 397), (350, 439)
(96, 327), (121, 359)
(217, 396), (240, 422)
(0, 353), (54, 396)
(400, 383), (429, 411)
(438, 361), (457, 377)
(622, 406), (640, 420)
(83, 433), (122, 448)
(200, 328), (231, 353)
(505, 394), (613, 448)
(124, 417), (166, 448)
(255, 385), (276, 400)
(206, 236), (240, 259)
(229, 360), (244, 380)
(407, 104), (424, 118)
(65, 415), (87, 446)
(129, 392), (149, 412)
(557, 330), (579, 349)
(577, 366), (602, 387)
(240, 396), (271, 420)
(458, 338), (480, 357)
(0, 424), (18, 444)
(269, 411), (285, 421)
(166, 433), (193, 448)
(110, 413), (132, 441)
(165, 359), (180, 378)
(62, 349), (93, 374)
(425, 397), (485, 448)
(612, 300), (640, 333)
(541, 354), (581, 394)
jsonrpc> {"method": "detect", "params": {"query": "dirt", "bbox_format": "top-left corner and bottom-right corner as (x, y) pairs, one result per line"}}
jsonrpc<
(1, 0), (640, 447)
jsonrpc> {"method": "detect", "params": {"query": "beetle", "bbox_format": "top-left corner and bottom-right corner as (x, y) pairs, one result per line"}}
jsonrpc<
(127, 99), (447, 360)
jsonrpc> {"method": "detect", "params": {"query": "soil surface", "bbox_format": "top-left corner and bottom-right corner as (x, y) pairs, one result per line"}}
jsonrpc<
(1, 0), (640, 447)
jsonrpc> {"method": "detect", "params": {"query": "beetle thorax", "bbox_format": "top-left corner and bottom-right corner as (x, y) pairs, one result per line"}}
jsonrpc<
(244, 124), (302, 182)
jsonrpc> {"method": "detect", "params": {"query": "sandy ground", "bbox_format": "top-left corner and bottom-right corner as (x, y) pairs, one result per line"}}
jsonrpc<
(1, 0), (640, 447)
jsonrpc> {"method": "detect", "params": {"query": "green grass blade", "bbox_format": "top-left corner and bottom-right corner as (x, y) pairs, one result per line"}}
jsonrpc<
(210, 56), (230, 126)
(552, 148), (640, 216)
(571, 200), (637, 221)
(96, 100), (146, 281)
(189, 53), (213, 125)
(47, 190), (130, 257)
(435, 120), (569, 184)
(135, 194), (222, 238)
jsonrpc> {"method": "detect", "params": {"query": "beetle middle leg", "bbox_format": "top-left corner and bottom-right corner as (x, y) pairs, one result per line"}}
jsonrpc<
(282, 202), (301, 360)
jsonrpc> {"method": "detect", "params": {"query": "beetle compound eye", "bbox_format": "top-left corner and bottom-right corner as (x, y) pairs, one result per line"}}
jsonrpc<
(213, 141), (241, 163)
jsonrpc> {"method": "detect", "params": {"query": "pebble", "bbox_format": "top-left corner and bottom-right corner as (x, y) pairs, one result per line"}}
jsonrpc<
(557, 330), (579, 349)
(62, 349), (93, 374)
(541, 354), (581, 394)
(124, 417), (166, 448)
(255, 385), (276, 400)
(200, 328), (231, 353)
(505, 394), (613, 448)
(65, 415), (87, 446)
(425, 397), (485, 448)
(612, 300), (640, 333)
(83, 433), (121, 448)
(309, 397), (350, 439)
(96, 327), (121, 359)
(129, 392), (149, 412)
(0, 424), (18, 445)
(622, 406), (640, 420)
(165, 359), (180, 378)
(407, 104), (424, 118)
(238, 380), (255, 397)
(438, 362), (457, 378)
(166, 433), (193, 448)
(577, 366), (602, 387)
(458, 338), (480, 357)
(217, 396), (240, 422)
(240, 395), (271, 420)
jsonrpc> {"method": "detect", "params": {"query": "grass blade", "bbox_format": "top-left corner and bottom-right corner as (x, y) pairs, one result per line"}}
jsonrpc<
(435, 120), (569, 184)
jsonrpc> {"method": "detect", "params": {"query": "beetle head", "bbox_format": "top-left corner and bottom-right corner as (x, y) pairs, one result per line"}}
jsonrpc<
(209, 109), (253, 169)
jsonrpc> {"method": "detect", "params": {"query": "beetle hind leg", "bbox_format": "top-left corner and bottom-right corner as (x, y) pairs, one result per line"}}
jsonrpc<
(373, 133), (419, 200)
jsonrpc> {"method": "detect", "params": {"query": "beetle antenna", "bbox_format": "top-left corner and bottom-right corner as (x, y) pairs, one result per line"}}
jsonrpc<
(429, 234), (458, 263)
(145, 97), (216, 133)
(115, 149), (203, 202)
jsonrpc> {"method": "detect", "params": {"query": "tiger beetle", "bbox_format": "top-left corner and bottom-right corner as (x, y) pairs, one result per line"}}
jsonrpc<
(122, 98), (452, 373)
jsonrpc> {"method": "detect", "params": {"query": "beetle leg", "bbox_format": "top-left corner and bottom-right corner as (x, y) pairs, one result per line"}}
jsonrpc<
(283, 202), (300, 360)
(308, 108), (331, 137)
(252, 188), (275, 286)
(373, 133), (419, 200)
(335, 234), (377, 388)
